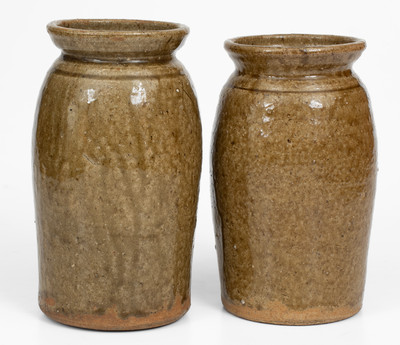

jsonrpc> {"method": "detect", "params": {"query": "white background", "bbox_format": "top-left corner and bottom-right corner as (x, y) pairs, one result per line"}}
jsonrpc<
(0, 0), (399, 344)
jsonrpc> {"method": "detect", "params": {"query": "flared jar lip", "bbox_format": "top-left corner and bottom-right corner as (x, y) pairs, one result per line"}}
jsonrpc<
(225, 34), (366, 56)
(47, 18), (189, 38)
(47, 19), (189, 61)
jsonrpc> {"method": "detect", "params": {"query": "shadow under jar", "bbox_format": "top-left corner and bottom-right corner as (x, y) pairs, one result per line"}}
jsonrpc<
(33, 19), (202, 331)
(211, 34), (376, 325)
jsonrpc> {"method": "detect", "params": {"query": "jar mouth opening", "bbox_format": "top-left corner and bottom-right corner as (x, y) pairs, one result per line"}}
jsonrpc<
(226, 34), (366, 55)
(48, 19), (188, 36)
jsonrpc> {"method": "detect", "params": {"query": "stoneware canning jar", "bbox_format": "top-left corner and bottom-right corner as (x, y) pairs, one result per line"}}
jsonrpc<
(33, 19), (202, 330)
(211, 34), (376, 325)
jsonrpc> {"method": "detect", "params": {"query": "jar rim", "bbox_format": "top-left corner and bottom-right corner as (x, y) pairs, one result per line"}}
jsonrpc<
(47, 19), (189, 61)
(225, 34), (366, 56)
(47, 19), (188, 37)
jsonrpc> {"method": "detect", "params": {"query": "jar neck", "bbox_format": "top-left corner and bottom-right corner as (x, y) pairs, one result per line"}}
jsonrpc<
(228, 69), (360, 94)
(229, 51), (362, 78)
(51, 54), (185, 81)
(62, 52), (174, 64)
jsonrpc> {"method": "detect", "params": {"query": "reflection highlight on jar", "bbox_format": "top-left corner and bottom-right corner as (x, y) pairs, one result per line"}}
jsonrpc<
(131, 82), (147, 105)
(86, 89), (97, 104)
(260, 102), (274, 137)
(309, 99), (323, 109)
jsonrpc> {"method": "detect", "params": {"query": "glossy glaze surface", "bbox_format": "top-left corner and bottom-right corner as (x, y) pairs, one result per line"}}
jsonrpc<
(212, 34), (376, 325)
(33, 19), (202, 330)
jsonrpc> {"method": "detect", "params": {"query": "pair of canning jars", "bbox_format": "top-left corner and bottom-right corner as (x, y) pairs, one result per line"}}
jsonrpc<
(33, 19), (376, 330)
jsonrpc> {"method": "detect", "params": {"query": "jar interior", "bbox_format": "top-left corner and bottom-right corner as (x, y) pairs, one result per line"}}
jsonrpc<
(57, 19), (179, 32)
(233, 35), (360, 49)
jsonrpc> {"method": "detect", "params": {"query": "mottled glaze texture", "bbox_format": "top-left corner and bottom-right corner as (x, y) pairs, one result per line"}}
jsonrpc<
(33, 19), (202, 330)
(212, 34), (376, 325)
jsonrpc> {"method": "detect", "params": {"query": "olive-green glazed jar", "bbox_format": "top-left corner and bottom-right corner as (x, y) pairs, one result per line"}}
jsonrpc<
(211, 34), (376, 325)
(33, 19), (202, 330)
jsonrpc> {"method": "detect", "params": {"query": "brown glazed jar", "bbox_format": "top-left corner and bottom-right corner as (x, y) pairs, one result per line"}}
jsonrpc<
(212, 34), (376, 325)
(33, 19), (202, 330)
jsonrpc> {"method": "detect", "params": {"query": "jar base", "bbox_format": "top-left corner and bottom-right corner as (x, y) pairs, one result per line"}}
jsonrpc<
(39, 297), (190, 331)
(222, 297), (361, 325)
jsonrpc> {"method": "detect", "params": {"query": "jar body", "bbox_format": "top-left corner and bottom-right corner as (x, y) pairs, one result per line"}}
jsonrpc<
(212, 70), (376, 325)
(33, 56), (202, 330)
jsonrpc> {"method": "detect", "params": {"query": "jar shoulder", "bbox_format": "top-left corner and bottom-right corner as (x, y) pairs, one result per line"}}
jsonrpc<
(35, 55), (199, 122)
(33, 56), (202, 180)
(216, 71), (372, 126)
(213, 73), (376, 169)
